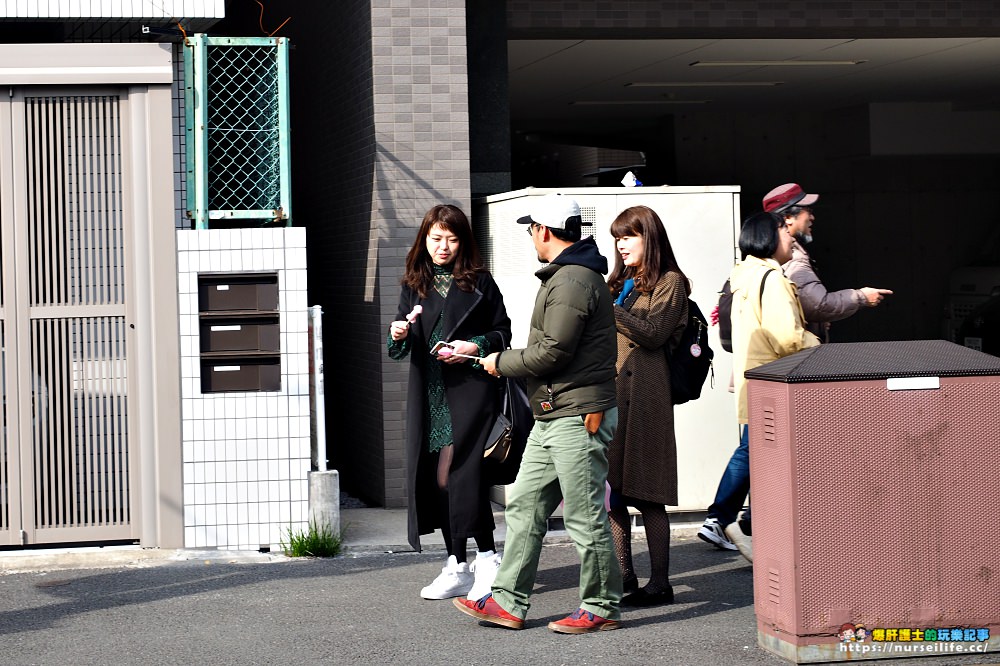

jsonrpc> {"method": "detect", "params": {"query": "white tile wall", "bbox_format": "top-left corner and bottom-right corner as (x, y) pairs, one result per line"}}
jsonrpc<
(177, 227), (313, 551)
(0, 1), (225, 18)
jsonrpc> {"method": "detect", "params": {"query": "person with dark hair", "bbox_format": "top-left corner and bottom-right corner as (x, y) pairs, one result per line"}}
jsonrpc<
(604, 205), (688, 607)
(454, 193), (623, 634)
(700, 211), (820, 563)
(763, 183), (892, 342)
(387, 204), (512, 600)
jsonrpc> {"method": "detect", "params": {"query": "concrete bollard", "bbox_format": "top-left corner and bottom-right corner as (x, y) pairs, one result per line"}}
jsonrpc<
(308, 469), (340, 537)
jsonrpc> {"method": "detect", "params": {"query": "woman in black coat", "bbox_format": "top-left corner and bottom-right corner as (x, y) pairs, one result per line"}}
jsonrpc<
(387, 204), (512, 601)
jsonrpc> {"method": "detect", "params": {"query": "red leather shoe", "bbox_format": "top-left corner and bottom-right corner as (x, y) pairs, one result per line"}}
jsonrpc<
(548, 608), (620, 634)
(453, 594), (524, 630)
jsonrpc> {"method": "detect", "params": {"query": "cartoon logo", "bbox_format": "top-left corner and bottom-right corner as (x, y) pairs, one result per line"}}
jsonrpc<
(840, 623), (869, 643)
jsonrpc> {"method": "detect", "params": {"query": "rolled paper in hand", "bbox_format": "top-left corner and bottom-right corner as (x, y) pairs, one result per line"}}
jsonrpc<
(405, 304), (423, 324)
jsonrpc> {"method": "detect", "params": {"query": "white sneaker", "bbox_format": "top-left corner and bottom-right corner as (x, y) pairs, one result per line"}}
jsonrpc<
(698, 517), (738, 551)
(420, 555), (474, 600)
(466, 550), (502, 600)
(724, 523), (753, 563)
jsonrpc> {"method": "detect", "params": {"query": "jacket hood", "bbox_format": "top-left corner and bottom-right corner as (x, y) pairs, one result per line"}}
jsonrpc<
(546, 236), (609, 275)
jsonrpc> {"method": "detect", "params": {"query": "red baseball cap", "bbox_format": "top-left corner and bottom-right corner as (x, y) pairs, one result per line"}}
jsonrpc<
(762, 183), (819, 213)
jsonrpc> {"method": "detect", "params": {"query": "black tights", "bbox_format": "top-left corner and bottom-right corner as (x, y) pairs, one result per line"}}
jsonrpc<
(436, 445), (495, 564)
(609, 497), (671, 593)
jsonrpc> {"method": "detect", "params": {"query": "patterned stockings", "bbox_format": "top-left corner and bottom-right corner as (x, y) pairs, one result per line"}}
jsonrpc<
(609, 498), (671, 594)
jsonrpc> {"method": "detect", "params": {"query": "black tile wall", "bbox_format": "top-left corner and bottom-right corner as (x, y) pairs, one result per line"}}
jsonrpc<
(289, 1), (470, 509)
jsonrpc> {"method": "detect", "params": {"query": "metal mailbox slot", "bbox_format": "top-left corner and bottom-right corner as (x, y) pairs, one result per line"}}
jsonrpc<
(198, 272), (280, 392)
(200, 318), (280, 353)
(201, 358), (281, 393)
(199, 274), (278, 312)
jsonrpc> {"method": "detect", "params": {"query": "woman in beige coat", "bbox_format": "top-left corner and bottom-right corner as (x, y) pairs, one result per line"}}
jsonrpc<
(606, 206), (688, 607)
(730, 211), (821, 424)
(714, 211), (821, 562)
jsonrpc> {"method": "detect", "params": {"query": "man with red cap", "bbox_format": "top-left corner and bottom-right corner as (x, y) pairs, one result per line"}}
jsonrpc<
(763, 183), (892, 341)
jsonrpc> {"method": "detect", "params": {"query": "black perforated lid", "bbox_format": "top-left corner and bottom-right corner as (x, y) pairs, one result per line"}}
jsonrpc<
(744, 340), (1000, 383)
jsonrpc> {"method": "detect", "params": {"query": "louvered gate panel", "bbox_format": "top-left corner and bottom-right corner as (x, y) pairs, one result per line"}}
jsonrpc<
(1, 323), (8, 536)
(21, 94), (134, 542)
(1, 94), (10, 544)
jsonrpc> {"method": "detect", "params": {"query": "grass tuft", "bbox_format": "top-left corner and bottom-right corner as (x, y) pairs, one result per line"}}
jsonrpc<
(281, 520), (343, 558)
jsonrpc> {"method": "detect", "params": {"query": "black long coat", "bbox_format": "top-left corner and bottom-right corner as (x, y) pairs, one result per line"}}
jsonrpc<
(393, 271), (511, 552)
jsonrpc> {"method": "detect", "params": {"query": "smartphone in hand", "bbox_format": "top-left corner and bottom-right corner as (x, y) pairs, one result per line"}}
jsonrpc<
(429, 341), (455, 357)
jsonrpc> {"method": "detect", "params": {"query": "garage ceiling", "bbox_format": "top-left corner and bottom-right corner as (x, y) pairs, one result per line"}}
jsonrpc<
(508, 37), (1000, 134)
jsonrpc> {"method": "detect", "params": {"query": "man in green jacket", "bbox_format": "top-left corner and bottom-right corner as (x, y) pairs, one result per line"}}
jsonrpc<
(453, 193), (622, 634)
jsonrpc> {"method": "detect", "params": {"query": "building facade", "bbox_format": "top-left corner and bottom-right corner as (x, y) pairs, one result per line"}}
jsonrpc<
(4, 1), (1000, 532)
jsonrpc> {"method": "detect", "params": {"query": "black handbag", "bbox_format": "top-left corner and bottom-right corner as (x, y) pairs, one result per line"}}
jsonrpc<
(484, 377), (530, 463)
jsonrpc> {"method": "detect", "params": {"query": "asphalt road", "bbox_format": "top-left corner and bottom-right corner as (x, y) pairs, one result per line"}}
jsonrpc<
(0, 534), (995, 665)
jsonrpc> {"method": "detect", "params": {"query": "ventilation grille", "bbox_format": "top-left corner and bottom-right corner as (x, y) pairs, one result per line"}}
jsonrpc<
(186, 34), (291, 229)
(206, 44), (281, 212)
(767, 565), (781, 606)
(762, 400), (776, 443)
(580, 205), (597, 238)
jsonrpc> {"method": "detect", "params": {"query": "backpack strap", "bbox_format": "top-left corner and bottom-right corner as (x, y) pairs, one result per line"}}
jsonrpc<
(758, 268), (774, 318)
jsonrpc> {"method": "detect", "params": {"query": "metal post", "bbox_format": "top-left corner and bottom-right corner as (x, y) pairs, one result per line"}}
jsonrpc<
(307, 305), (327, 471)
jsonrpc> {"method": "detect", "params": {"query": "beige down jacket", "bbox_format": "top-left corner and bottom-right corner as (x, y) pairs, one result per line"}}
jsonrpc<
(730, 255), (820, 424)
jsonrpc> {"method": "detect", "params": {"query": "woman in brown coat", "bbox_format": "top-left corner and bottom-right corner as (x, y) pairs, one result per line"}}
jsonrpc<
(606, 205), (689, 607)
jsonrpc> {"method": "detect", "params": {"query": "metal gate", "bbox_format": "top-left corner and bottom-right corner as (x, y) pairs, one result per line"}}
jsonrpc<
(0, 88), (138, 546)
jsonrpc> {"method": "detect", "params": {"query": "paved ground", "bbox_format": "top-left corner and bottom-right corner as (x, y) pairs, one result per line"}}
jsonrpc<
(0, 509), (995, 665)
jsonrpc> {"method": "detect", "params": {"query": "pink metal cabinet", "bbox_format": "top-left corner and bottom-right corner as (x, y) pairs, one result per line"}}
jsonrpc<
(745, 341), (1000, 662)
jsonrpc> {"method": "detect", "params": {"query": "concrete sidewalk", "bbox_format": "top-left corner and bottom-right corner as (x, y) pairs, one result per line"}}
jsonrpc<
(337, 504), (704, 553)
(0, 506), (701, 572)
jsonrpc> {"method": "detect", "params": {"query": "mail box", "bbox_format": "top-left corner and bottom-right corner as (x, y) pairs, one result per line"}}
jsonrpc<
(201, 358), (281, 393)
(199, 274), (278, 312)
(199, 272), (281, 393)
(200, 318), (280, 353)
